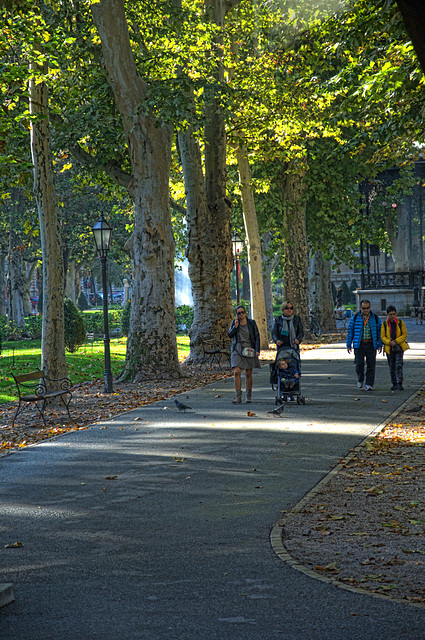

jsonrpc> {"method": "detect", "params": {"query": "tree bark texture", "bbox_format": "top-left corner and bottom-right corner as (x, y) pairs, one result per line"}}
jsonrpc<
(92, 0), (179, 380)
(262, 232), (282, 332)
(236, 146), (269, 349)
(65, 260), (77, 302)
(7, 229), (26, 328)
(281, 161), (309, 327)
(178, 127), (233, 362)
(308, 251), (336, 331)
(0, 251), (6, 316)
(30, 70), (66, 380)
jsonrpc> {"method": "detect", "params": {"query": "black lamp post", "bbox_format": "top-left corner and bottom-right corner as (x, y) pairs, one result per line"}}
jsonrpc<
(232, 232), (243, 305)
(91, 213), (113, 393)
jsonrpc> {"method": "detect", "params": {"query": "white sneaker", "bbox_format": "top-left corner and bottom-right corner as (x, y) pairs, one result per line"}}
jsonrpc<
(365, 385), (373, 391)
(357, 381), (363, 389)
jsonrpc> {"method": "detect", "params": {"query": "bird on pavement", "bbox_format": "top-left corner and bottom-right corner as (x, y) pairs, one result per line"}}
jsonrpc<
(174, 399), (193, 412)
(267, 404), (285, 415)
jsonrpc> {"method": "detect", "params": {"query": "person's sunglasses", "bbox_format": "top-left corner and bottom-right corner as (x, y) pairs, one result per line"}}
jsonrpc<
(237, 311), (245, 315)
(284, 306), (293, 310)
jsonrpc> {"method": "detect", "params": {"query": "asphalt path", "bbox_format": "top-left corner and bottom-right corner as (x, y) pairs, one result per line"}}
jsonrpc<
(2, 318), (425, 640)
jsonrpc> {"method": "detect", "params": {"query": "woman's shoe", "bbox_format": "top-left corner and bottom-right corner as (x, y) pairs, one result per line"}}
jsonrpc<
(245, 390), (252, 403)
(232, 391), (242, 404)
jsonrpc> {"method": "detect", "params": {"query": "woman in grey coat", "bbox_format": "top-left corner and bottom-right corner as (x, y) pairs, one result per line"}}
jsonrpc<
(228, 305), (260, 404)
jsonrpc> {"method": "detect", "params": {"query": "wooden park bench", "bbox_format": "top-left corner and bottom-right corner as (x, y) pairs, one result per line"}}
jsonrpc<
(199, 337), (231, 369)
(11, 370), (73, 428)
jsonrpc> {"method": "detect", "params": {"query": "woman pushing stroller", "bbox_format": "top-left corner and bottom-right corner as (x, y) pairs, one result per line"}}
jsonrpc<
(272, 301), (304, 351)
(271, 301), (305, 404)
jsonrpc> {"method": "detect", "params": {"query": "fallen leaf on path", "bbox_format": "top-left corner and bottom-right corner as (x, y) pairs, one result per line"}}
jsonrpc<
(5, 541), (23, 548)
(247, 411), (256, 416)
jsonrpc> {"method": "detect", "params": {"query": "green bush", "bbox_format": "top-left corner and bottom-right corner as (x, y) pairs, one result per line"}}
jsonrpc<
(26, 315), (43, 339)
(84, 309), (123, 336)
(0, 316), (27, 341)
(77, 291), (89, 311)
(0, 315), (7, 339)
(175, 305), (194, 332)
(342, 281), (351, 305)
(119, 303), (193, 336)
(64, 298), (86, 353)
(120, 301), (131, 337)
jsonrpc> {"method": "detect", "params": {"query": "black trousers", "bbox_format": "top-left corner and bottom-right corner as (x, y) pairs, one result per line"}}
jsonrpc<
(354, 342), (377, 387)
(386, 349), (404, 386)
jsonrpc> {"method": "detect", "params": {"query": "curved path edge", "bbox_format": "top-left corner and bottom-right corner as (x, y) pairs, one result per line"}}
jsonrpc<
(270, 386), (425, 610)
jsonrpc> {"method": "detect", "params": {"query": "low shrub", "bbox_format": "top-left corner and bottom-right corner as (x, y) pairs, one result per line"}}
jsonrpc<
(64, 298), (86, 353)
(77, 291), (89, 311)
(84, 309), (123, 336)
(175, 305), (194, 332)
(26, 315), (43, 339)
(120, 301), (131, 337)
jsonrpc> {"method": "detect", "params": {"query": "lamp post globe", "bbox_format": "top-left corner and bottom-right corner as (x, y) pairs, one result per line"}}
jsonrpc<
(91, 214), (113, 393)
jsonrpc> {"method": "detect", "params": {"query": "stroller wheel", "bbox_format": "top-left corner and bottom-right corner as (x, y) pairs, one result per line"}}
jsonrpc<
(300, 396), (306, 405)
(296, 396), (301, 404)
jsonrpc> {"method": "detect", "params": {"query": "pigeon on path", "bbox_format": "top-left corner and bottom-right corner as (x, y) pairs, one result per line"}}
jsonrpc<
(174, 399), (193, 412)
(267, 404), (285, 416)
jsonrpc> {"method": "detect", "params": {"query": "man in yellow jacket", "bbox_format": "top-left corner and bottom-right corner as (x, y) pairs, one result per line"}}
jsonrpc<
(380, 305), (409, 391)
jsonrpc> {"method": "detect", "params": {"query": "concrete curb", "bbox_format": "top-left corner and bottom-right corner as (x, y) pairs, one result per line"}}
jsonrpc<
(270, 386), (425, 610)
(0, 583), (15, 608)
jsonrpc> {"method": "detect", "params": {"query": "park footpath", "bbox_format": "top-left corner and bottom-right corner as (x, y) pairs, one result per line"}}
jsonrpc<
(1, 318), (425, 640)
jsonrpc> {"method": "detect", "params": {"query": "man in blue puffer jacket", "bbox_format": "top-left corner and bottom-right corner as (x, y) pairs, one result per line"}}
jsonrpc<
(346, 299), (382, 391)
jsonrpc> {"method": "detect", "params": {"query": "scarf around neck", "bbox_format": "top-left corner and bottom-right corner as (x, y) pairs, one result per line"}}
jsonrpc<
(281, 314), (297, 348)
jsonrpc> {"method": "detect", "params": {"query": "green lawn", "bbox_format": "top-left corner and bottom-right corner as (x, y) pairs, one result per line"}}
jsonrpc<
(0, 334), (190, 404)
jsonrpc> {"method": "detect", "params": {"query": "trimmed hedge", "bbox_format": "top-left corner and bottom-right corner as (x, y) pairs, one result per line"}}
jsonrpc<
(64, 298), (86, 353)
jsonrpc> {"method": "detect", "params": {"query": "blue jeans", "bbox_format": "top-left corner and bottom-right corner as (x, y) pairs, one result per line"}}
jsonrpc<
(354, 342), (377, 387)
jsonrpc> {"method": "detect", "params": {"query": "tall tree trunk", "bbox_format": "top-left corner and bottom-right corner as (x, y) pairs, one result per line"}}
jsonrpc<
(30, 65), (66, 380)
(178, 127), (233, 362)
(262, 232), (282, 332)
(7, 229), (26, 327)
(308, 251), (336, 331)
(236, 146), (268, 349)
(0, 250), (6, 316)
(65, 260), (77, 301)
(23, 261), (37, 317)
(281, 160), (309, 327)
(92, 0), (179, 380)
(241, 264), (250, 302)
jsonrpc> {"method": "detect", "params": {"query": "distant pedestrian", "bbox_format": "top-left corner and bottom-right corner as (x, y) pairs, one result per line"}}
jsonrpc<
(228, 305), (261, 404)
(335, 286), (343, 308)
(381, 305), (409, 391)
(414, 306), (423, 325)
(346, 299), (382, 391)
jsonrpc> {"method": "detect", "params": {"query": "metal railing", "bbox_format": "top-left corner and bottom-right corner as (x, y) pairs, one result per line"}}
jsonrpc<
(361, 271), (424, 290)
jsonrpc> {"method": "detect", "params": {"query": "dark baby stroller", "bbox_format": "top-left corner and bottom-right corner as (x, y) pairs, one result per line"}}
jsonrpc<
(270, 347), (305, 405)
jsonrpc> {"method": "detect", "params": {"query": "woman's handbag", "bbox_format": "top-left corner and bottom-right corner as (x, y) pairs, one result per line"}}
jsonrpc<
(242, 347), (255, 358)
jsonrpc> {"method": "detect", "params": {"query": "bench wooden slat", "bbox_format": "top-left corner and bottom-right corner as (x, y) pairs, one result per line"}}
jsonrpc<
(13, 370), (45, 384)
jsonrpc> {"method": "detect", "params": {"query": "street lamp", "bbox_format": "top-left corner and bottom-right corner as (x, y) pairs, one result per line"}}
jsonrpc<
(232, 232), (243, 305)
(91, 213), (113, 393)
